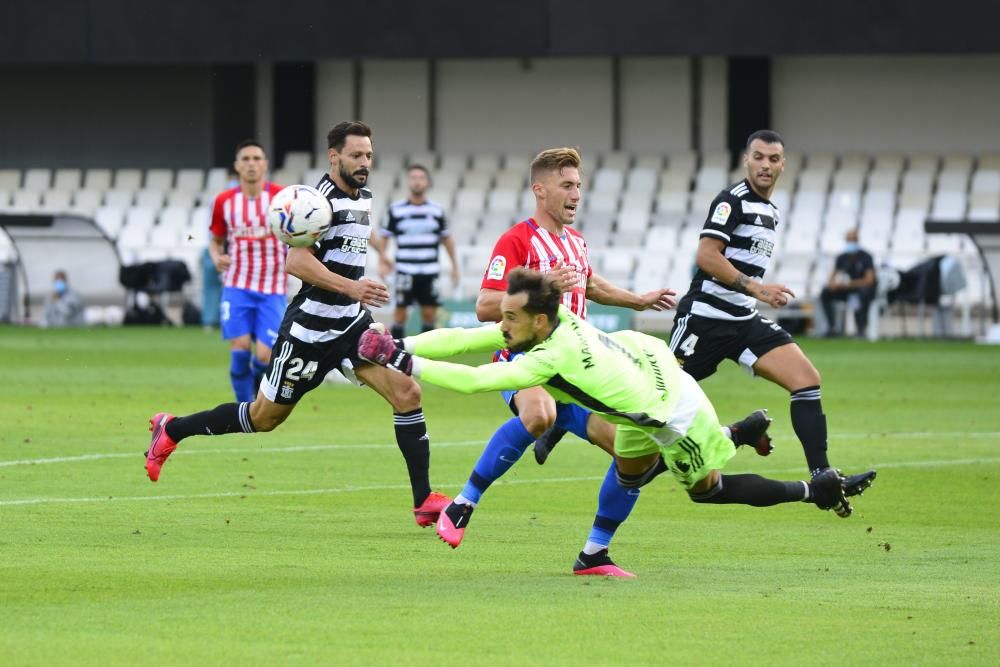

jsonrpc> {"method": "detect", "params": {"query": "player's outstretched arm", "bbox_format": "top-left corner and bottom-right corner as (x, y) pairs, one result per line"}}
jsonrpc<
(695, 237), (794, 308)
(403, 324), (505, 359)
(585, 272), (677, 311)
(286, 247), (389, 307)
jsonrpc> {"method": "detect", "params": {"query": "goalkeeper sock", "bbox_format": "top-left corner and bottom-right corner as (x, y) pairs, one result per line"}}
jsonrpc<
(460, 417), (533, 504)
(688, 474), (808, 506)
(229, 349), (254, 403)
(585, 460), (641, 551)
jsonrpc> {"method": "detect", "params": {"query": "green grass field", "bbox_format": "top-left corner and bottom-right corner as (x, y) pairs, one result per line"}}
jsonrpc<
(1, 326), (998, 666)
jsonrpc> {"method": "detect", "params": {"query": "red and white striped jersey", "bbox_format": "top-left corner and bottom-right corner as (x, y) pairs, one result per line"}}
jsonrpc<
(210, 182), (286, 295)
(481, 218), (592, 319)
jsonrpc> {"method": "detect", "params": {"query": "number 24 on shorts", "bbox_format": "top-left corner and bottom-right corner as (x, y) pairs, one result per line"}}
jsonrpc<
(284, 358), (318, 381)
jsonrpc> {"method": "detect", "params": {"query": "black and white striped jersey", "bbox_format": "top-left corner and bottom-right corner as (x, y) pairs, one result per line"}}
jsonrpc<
(381, 199), (449, 275)
(278, 174), (373, 344)
(676, 179), (780, 321)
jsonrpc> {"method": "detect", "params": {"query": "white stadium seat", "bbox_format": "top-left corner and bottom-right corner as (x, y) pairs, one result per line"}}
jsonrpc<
(94, 206), (126, 238)
(586, 191), (618, 214)
(0, 169), (20, 190)
(166, 190), (196, 210)
(145, 169), (174, 191)
(971, 170), (1000, 194)
(625, 167), (658, 193)
(470, 152), (501, 173)
(633, 155), (664, 170)
(592, 168), (625, 193)
(83, 168), (112, 191)
(599, 152), (631, 171)
(486, 189), (518, 213)
(655, 191), (688, 215)
(22, 169), (51, 192)
(282, 151), (312, 172)
(10, 190), (40, 211)
(494, 170), (526, 191)
(462, 171), (494, 190)
(666, 151), (697, 174)
(135, 188), (165, 209)
(439, 153), (469, 173)
(40, 190), (71, 213)
(205, 168), (229, 193)
(453, 189), (486, 214)
(52, 169), (82, 192)
(174, 169), (204, 193)
(114, 169), (142, 191)
(930, 191), (967, 220)
(104, 189), (134, 209)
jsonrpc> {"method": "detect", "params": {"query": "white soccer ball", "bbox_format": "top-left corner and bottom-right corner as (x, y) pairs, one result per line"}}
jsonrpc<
(267, 184), (333, 247)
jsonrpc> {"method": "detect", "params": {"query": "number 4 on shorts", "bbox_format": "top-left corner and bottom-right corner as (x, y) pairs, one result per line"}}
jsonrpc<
(678, 333), (699, 357)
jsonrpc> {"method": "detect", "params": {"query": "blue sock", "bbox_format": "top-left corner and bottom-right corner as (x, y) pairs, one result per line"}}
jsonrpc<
(461, 417), (533, 504)
(555, 403), (591, 441)
(251, 357), (268, 395)
(587, 461), (640, 549)
(229, 349), (254, 403)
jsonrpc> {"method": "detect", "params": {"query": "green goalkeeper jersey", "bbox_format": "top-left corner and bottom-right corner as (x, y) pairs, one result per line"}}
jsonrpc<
(407, 306), (692, 429)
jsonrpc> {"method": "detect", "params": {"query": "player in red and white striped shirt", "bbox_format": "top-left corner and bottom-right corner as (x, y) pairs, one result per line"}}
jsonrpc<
(435, 148), (677, 575)
(209, 140), (286, 402)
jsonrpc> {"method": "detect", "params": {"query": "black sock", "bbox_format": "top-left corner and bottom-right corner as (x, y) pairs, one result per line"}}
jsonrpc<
(790, 385), (830, 474)
(390, 323), (405, 339)
(165, 402), (255, 442)
(394, 408), (432, 507)
(689, 474), (806, 506)
(420, 322), (434, 333)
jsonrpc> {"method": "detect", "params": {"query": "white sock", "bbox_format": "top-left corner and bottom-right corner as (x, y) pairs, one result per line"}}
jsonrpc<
(721, 425), (732, 440)
(454, 494), (477, 508)
(583, 541), (607, 556)
(800, 481), (811, 501)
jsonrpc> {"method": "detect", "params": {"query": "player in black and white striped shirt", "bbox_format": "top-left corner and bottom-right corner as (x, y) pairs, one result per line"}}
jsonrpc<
(378, 165), (460, 339)
(144, 122), (451, 526)
(670, 130), (875, 517)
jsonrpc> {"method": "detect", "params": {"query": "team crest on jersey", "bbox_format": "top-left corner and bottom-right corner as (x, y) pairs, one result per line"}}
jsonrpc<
(487, 255), (506, 280)
(710, 202), (732, 224)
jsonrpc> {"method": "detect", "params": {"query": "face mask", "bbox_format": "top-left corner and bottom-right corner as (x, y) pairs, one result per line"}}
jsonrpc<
(844, 242), (860, 253)
(53, 279), (67, 295)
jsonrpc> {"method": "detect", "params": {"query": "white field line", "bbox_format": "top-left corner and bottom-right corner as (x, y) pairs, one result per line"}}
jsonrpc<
(3, 431), (999, 469)
(1, 456), (999, 508)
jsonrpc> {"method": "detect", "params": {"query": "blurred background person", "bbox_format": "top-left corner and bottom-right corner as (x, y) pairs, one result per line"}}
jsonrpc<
(41, 270), (84, 328)
(819, 228), (877, 338)
(376, 164), (460, 339)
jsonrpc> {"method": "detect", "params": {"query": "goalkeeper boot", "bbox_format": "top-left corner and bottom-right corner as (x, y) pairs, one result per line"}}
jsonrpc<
(533, 425), (568, 465)
(843, 469), (877, 497)
(728, 409), (773, 456)
(809, 467), (852, 518)
(436, 501), (475, 548)
(145, 412), (177, 482)
(413, 491), (451, 528)
(572, 549), (636, 578)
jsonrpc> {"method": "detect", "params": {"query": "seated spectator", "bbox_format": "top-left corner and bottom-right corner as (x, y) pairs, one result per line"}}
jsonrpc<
(42, 270), (85, 328)
(820, 229), (877, 337)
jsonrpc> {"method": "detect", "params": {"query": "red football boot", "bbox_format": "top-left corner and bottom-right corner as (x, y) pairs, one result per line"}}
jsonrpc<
(145, 412), (177, 482)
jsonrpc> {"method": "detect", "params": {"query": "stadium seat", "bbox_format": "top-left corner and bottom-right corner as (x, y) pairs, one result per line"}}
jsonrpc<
(978, 154), (1000, 170)
(599, 249), (636, 284)
(205, 168), (229, 193)
(907, 153), (940, 173)
(70, 190), (102, 216)
(282, 151), (312, 173)
(462, 171), (494, 190)
(431, 171), (461, 192)
(135, 189), (165, 210)
(453, 189), (486, 216)
(586, 191), (618, 214)
(839, 152), (871, 173)
(592, 168), (625, 193)
(971, 170), (1000, 194)
(104, 189), (134, 209)
(700, 150), (730, 172)
(0, 169), (20, 191)
(625, 167), (658, 194)
(600, 152), (631, 172)
(0, 190), (10, 209)
(775, 253), (815, 297)
(873, 152), (906, 173)
(486, 189), (518, 213)
(937, 170), (970, 192)
(271, 168), (302, 187)
(40, 190), (71, 213)
(187, 207), (212, 245)
(658, 168), (691, 193)
(694, 166), (727, 193)
(439, 153), (469, 173)
(867, 170), (900, 191)
(83, 168), (112, 191)
(666, 150), (698, 174)
(493, 170), (525, 191)
(655, 190), (688, 215)
(52, 169), (82, 192)
(407, 151), (437, 170)
(299, 169), (324, 187)
(633, 154), (664, 170)
(149, 219), (184, 249)
(615, 209), (650, 246)
(942, 153), (974, 175)
(375, 153), (405, 173)
(165, 190), (196, 210)
(145, 169), (174, 191)
(114, 169), (143, 191)
(94, 206), (126, 239)
(900, 171), (934, 198)
(805, 152), (837, 174)
(447, 220), (477, 246)
(478, 211), (515, 242)
(10, 190), (41, 211)
(797, 170), (831, 192)
(967, 192), (1000, 221)
(174, 169), (204, 193)
(930, 191), (967, 220)
(470, 152), (501, 172)
(22, 169), (51, 192)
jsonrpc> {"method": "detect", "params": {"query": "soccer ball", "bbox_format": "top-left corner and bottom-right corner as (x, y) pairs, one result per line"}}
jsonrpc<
(267, 184), (333, 247)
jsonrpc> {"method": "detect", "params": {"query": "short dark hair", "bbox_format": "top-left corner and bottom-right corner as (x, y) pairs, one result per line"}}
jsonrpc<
(745, 130), (784, 150)
(506, 268), (561, 322)
(407, 164), (431, 177)
(234, 139), (266, 158)
(530, 147), (582, 183)
(328, 121), (373, 151)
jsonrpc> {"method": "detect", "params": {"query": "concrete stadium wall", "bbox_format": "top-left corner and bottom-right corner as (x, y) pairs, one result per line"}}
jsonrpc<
(772, 55), (1000, 153)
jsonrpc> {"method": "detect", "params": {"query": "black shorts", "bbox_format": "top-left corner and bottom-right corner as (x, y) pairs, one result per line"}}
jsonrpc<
(668, 312), (794, 381)
(261, 310), (374, 404)
(396, 273), (440, 308)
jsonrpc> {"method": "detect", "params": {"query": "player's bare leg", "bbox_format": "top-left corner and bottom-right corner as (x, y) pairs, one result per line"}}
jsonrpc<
(356, 363), (449, 525)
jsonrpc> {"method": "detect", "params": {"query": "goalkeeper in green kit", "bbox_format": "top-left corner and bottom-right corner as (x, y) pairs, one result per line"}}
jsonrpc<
(359, 268), (868, 570)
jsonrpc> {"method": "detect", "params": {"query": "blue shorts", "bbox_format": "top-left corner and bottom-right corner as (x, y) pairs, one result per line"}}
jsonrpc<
(220, 286), (286, 347)
(498, 351), (590, 429)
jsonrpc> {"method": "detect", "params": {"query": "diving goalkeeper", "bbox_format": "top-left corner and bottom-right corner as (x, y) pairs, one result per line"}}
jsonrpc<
(359, 268), (870, 572)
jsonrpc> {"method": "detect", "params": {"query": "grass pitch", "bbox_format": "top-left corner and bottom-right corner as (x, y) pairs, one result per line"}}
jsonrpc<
(1, 326), (998, 666)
